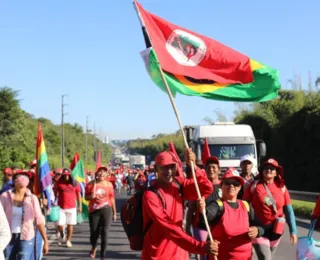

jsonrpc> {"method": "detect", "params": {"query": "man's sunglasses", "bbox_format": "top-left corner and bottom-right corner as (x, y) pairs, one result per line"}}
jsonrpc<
(6, 174), (13, 177)
(222, 179), (241, 187)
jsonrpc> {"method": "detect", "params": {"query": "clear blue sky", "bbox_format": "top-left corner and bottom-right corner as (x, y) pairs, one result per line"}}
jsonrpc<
(0, 0), (319, 140)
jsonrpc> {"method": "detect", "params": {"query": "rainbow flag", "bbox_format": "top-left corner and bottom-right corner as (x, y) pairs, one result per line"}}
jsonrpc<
(141, 47), (280, 102)
(34, 124), (53, 208)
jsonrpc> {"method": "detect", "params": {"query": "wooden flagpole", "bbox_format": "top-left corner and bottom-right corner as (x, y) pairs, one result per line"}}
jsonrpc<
(133, 2), (217, 259)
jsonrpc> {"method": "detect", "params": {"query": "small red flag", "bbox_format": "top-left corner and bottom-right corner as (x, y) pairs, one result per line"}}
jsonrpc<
(70, 152), (80, 170)
(168, 141), (182, 167)
(135, 0), (253, 85)
(201, 138), (211, 165)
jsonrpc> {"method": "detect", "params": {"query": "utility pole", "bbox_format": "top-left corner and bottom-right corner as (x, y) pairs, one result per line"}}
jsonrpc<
(308, 70), (313, 93)
(93, 122), (96, 162)
(61, 94), (68, 168)
(85, 116), (89, 163)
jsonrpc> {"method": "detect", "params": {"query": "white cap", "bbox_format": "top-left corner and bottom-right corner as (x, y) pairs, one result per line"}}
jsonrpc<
(240, 154), (254, 164)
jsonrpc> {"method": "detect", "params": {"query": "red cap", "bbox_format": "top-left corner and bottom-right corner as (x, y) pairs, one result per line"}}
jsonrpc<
(205, 156), (220, 166)
(155, 151), (177, 166)
(222, 167), (245, 186)
(96, 166), (108, 174)
(264, 158), (283, 177)
(29, 159), (37, 166)
(3, 168), (13, 175)
(55, 168), (63, 174)
(14, 170), (32, 179)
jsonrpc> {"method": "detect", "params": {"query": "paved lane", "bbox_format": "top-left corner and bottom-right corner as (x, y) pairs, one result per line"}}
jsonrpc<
(44, 193), (319, 260)
(43, 193), (140, 260)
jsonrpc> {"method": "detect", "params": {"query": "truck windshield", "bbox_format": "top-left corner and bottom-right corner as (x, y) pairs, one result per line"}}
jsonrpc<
(203, 144), (256, 160)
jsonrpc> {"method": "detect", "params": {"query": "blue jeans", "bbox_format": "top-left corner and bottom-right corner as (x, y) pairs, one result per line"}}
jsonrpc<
(4, 233), (34, 260)
(29, 229), (43, 260)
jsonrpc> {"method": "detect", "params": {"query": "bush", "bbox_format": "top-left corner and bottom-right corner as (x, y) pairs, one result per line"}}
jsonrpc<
(292, 199), (315, 219)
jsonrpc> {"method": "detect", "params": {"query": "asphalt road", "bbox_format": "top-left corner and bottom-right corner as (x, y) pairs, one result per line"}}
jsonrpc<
(43, 192), (319, 260)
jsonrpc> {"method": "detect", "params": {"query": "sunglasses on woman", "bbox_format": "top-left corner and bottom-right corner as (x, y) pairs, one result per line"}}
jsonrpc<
(264, 166), (276, 171)
(222, 179), (241, 187)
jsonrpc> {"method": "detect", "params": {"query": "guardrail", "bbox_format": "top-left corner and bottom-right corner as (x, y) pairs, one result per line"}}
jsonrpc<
(289, 190), (319, 202)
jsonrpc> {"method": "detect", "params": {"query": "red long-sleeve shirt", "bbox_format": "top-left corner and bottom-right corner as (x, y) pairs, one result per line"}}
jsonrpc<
(141, 167), (213, 260)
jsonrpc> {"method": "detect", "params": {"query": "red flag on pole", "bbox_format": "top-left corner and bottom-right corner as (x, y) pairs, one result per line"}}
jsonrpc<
(96, 150), (101, 170)
(70, 152), (80, 170)
(168, 141), (182, 167)
(134, 0), (253, 85)
(168, 141), (184, 176)
(201, 138), (211, 165)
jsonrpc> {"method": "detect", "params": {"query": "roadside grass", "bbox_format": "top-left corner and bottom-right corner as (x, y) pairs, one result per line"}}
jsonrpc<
(292, 199), (315, 219)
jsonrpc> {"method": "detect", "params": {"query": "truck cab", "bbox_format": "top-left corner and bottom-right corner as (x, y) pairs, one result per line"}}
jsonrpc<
(184, 122), (266, 176)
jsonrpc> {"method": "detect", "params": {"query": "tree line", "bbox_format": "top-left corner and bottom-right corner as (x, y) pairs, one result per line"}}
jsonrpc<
(0, 87), (112, 172)
(128, 89), (320, 192)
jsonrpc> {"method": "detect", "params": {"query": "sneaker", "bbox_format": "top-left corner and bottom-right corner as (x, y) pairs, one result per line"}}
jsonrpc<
(58, 233), (65, 246)
(66, 240), (72, 248)
(58, 236), (63, 246)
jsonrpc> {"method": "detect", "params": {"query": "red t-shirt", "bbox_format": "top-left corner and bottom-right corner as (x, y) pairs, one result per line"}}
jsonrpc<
(141, 167), (213, 260)
(56, 180), (81, 209)
(210, 201), (252, 260)
(243, 180), (290, 225)
(85, 182), (114, 213)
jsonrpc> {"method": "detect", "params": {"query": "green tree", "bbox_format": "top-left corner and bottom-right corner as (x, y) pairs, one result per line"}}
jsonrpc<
(0, 87), (112, 172)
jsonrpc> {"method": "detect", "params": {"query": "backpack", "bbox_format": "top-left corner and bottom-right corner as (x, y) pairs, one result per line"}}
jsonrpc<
(216, 199), (250, 212)
(120, 178), (182, 251)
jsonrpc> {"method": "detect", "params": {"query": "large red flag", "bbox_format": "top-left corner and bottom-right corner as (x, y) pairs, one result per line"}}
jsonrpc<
(168, 141), (182, 167)
(168, 141), (184, 176)
(70, 152), (80, 170)
(96, 150), (101, 170)
(135, 0), (253, 85)
(201, 138), (211, 166)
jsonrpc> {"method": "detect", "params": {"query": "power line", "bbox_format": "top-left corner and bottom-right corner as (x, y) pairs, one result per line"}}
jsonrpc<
(85, 116), (89, 163)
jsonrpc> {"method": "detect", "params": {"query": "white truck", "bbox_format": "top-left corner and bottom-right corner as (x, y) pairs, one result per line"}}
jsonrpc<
(129, 155), (146, 170)
(184, 122), (266, 175)
(122, 155), (130, 167)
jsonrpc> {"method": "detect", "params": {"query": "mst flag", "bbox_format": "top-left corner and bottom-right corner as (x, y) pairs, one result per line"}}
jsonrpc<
(135, 0), (253, 85)
(141, 47), (280, 102)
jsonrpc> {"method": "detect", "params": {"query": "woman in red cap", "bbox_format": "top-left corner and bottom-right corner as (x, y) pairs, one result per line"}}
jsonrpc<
(85, 166), (117, 260)
(243, 158), (297, 259)
(0, 171), (49, 259)
(198, 167), (264, 260)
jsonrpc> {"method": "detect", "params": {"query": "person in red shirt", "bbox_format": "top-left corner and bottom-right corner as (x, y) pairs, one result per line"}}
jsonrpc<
(55, 168), (81, 248)
(142, 148), (218, 260)
(85, 166), (116, 260)
(198, 168), (263, 260)
(243, 158), (297, 259)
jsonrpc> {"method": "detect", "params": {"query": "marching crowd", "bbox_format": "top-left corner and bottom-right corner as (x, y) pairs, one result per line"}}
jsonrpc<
(0, 146), (320, 260)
